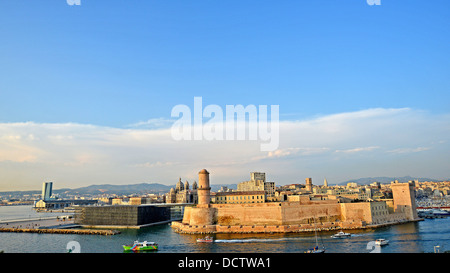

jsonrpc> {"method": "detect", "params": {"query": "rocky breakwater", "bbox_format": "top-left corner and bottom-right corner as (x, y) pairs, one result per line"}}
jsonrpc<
(0, 227), (120, 235)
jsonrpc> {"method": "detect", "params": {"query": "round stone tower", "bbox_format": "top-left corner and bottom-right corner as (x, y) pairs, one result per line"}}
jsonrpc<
(305, 177), (313, 192)
(197, 169), (211, 206)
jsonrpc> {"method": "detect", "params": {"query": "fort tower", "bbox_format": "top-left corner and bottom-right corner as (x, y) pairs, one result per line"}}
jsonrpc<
(305, 178), (313, 192)
(198, 169), (211, 206)
(391, 182), (419, 220)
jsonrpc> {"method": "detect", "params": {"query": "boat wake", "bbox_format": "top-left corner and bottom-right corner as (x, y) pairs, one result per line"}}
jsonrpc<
(344, 233), (365, 238)
(214, 237), (309, 243)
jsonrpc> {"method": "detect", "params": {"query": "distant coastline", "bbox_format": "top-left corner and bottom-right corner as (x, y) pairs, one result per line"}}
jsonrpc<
(2, 176), (448, 195)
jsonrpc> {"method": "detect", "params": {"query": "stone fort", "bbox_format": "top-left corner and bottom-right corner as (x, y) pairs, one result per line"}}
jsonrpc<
(171, 169), (421, 234)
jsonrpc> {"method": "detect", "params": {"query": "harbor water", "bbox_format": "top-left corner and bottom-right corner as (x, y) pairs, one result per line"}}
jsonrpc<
(0, 206), (449, 253)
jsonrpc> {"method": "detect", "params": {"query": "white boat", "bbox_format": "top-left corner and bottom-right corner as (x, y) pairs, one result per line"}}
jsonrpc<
(430, 209), (450, 216)
(197, 236), (214, 243)
(331, 231), (351, 238)
(419, 209), (450, 219)
(305, 246), (325, 253)
(305, 217), (326, 253)
(375, 239), (389, 246)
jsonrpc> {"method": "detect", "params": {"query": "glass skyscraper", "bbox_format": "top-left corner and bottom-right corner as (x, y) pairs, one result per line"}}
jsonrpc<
(42, 182), (53, 201)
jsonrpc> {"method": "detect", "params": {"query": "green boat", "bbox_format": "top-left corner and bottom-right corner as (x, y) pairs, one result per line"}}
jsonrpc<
(123, 241), (158, 252)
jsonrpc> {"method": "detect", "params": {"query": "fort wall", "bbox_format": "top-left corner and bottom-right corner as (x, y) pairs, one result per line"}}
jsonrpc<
(174, 198), (419, 234)
(281, 200), (341, 225)
(339, 202), (373, 223)
(176, 200), (346, 234)
(183, 205), (215, 226)
(184, 201), (343, 227)
(214, 202), (283, 226)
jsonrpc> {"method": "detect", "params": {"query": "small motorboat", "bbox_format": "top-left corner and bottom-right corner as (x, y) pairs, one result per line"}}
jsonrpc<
(197, 236), (214, 243)
(331, 231), (351, 238)
(375, 239), (389, 246)
(123, 240), (158, 252)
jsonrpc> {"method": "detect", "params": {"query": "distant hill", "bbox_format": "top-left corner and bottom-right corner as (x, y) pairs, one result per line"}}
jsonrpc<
(66, 183), (237, 195)
(0, 184), (173, 196)
(337, 176), (444, 185)
(5, 177), (448, 197)
(63, 183), (173, 195)
(0, 183), (239, 196)
(59, 183), (239, 196)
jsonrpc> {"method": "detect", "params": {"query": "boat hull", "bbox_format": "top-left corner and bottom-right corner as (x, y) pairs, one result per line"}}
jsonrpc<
(331, 231), (351, 238)
(197, 239), (214, 243)
(331, 234), (351, 238)
(197, 236), (214, 243)
(305, 248), (325, 253)
(375, 240), (389, 246)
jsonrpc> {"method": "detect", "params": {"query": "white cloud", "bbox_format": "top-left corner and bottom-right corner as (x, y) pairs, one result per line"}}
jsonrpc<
(135, 161), (177, 168)
(0, 108), (449, 190)
(127, 118), (175, 129)
(253, 147), (330, 161)
(387, 147), (431, 154)
(335, 146), (380, 153)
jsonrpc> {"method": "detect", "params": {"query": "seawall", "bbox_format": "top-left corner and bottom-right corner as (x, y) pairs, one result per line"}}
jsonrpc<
(171, 219), (422, 234)
(0, 227), (120, 235)
(171, 220), (365, 234)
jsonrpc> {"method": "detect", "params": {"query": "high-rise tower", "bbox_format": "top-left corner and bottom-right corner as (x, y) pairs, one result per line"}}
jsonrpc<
(42, 182), (53, 201)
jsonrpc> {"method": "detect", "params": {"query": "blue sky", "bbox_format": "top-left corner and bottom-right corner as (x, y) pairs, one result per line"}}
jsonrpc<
(0, 0), (449, 190)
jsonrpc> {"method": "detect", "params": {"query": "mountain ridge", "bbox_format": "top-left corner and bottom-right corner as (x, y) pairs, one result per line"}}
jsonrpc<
(2, 176), (448, 196)
(336, 175), (446, 185)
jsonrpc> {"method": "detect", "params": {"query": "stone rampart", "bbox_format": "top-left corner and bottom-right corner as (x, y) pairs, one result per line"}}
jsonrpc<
(171, 220), (369, 234)
(174, 200), (353, 234)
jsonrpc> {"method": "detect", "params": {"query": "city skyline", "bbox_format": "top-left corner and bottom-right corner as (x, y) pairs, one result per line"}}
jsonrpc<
(1, 1), (449, 191)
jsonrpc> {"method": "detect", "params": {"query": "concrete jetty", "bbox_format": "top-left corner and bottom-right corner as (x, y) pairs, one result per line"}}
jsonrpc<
(0, 217), (120, 235)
